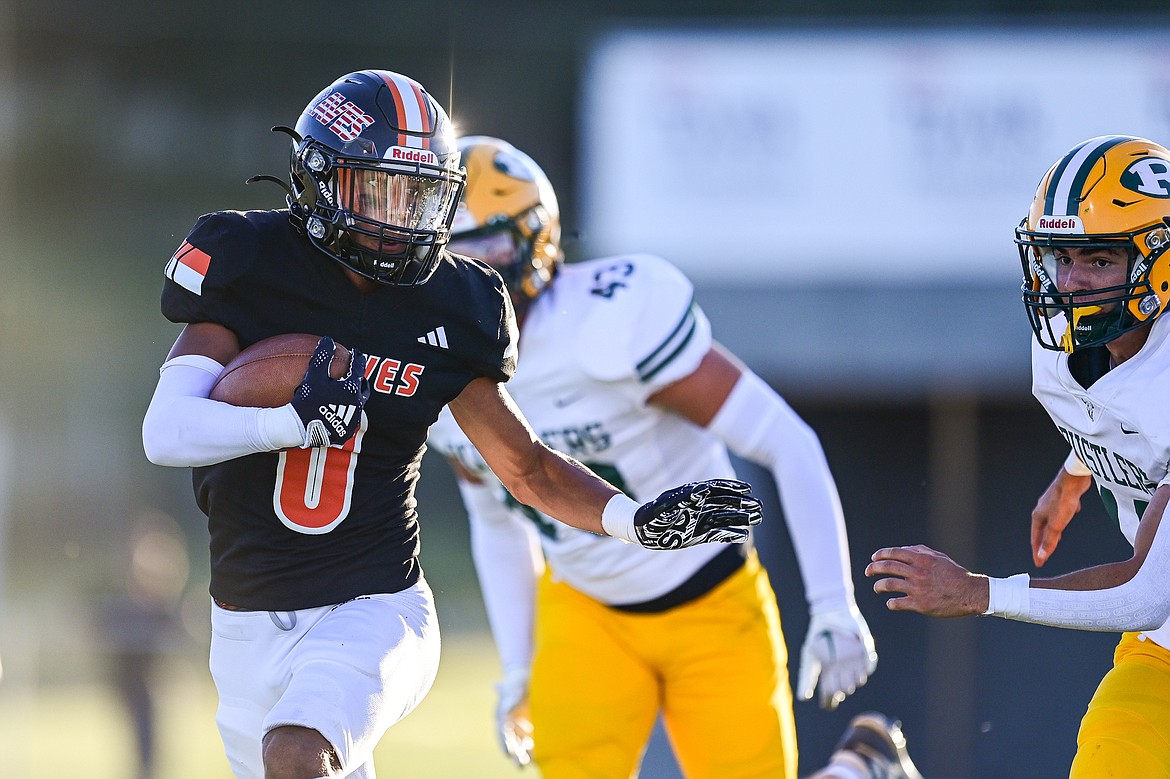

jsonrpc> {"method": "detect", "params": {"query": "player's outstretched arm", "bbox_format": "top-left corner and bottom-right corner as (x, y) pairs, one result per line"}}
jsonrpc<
(649, 344), (876, 708)
(448, 377), (761, 548)
(868, 484), (1170, 631)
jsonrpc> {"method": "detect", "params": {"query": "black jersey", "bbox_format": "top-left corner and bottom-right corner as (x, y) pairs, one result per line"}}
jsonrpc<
(161, 209), (516, 610)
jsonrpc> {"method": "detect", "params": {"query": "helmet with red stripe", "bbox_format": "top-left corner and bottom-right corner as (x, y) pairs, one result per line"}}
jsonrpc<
(288, 70), (465, 285)
(1018, 135), (1170, 351)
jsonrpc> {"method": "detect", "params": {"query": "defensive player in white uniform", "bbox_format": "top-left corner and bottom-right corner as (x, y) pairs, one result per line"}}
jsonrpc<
(430, 137), (921, 779)
(868, 135), (1170, 777)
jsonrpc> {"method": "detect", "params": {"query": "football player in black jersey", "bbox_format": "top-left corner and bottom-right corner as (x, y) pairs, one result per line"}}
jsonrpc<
(141, 70), (762, 779)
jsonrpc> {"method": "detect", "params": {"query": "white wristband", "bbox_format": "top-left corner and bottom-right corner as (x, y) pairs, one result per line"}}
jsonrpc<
(1063, 451), (1092, 477)
(600, 494), (640, 544)
(985, 573), (1030, 617)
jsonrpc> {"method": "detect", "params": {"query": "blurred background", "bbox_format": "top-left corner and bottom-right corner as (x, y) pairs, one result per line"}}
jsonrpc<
(2, 1), (1168, 777)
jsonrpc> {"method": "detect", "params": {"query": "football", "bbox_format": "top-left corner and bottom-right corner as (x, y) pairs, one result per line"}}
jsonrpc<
(209, 333), (352, 408)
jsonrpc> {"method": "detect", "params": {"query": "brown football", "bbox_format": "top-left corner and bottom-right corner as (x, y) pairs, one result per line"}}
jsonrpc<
(209, 333), (352, 408)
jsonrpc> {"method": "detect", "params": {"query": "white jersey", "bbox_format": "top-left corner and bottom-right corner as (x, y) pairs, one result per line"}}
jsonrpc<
(1032, 314), (1170, 648)
(429, 253), (733, 605)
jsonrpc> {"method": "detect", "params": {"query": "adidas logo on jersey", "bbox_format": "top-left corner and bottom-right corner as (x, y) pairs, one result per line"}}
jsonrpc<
(418, 326), (448, 349)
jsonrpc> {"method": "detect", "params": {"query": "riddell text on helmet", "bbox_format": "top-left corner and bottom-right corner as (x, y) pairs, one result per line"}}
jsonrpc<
(388, 146), (438, 165)
(1037, 215), (1084, 233)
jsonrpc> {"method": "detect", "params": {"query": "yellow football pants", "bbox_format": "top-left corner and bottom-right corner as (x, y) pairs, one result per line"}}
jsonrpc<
(1070, 632), (1170, 778)
(529, 551), (798, 779)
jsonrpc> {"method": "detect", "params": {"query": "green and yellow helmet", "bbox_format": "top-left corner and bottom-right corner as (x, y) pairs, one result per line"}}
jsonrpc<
(1017, 135), (1170, 352)
(447, 136), (562, 318)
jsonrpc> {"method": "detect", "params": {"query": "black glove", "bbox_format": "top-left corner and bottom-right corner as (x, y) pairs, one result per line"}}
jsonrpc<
(289, 336), (371, 448)
(633, 479), (762, 549)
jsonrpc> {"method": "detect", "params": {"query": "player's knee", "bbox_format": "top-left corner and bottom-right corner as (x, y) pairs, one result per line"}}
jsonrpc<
(262, 725), (341, 779)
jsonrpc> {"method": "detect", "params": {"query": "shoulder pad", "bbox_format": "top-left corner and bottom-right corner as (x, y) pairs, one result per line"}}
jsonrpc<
(573, 254), (709, 383)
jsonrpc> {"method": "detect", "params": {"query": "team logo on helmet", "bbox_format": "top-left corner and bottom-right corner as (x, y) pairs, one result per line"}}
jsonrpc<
(492, 149), (538, 181)
(1121, 157), (1170, 198)
(309, 90), (376, 143)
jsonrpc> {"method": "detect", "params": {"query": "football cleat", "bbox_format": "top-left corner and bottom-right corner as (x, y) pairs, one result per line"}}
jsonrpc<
(832, 711), (923, 779)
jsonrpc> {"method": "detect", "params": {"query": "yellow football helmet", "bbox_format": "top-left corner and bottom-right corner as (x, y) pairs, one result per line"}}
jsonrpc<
(448, 136), (562, 316)
(1018, 135), (1170, 352)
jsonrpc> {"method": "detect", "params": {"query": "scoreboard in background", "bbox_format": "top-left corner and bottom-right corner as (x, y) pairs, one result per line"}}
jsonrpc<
(580, 27), (1170, 284)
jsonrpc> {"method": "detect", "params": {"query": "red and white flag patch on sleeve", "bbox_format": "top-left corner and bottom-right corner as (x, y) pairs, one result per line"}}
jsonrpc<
(165, 240), (211, 295)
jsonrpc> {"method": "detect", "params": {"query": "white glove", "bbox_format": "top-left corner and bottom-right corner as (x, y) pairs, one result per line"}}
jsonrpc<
(495, 667), (533, 767)
(796, 605), (878, 710)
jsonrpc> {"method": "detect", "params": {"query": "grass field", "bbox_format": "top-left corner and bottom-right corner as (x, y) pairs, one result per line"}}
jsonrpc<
(0, 632), (532, 779)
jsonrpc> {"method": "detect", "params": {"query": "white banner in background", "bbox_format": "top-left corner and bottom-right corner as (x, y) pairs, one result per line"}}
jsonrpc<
(580, 28), (1170, 282)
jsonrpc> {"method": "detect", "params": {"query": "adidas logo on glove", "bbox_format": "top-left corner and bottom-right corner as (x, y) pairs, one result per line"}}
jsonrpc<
(304, 404), (358, 448)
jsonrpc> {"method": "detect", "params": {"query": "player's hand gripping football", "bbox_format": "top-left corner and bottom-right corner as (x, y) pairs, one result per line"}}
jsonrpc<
(634, 479), (762, 549)
(495, 667), (534, 767)
(796, 605), (878, 710)
(289, 336), (370, 448)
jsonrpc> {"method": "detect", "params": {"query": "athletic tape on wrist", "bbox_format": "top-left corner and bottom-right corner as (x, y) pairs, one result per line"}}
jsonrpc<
(600, 493), (639, 544)
(985, 573), (1030, 617)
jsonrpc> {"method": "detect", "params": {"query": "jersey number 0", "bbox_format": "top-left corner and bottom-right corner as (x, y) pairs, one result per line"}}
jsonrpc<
(273, 414), (368, 534)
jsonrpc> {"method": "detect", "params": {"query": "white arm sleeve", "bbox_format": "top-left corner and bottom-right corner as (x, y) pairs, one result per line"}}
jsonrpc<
(707, 370), (855, 612)
(459, 477), (544, 674)
(142, 354), (304, 467)
(987, 516), (1170, 631)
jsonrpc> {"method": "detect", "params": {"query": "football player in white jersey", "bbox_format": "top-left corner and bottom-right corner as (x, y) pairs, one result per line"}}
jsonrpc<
(868, 135), (1170, 777)
(429, 137), (920, 779)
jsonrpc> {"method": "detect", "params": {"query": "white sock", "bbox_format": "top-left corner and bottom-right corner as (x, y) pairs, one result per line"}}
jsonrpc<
(807, 750), (870, 779)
